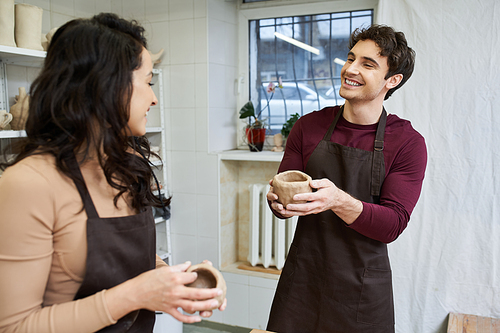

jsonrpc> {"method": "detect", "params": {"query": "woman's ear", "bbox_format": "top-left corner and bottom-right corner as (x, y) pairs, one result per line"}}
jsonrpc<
(386, 73), (403, 89)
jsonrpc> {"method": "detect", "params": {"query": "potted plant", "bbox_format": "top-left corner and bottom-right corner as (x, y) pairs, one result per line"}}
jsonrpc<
(239, 78), (283, 152)
(281, 113), (300, 145)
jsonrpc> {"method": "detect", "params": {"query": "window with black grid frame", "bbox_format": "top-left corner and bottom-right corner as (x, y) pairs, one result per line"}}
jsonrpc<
(248, 10), (373, 134)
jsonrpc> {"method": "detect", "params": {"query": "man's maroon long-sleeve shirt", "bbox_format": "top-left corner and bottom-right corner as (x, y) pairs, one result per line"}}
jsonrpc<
(277, 106), (427, 243)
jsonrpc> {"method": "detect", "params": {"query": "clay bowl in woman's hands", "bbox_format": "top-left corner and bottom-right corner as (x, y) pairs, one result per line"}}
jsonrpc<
(185, 263), (227, 307)
(272, 170), (312, 208)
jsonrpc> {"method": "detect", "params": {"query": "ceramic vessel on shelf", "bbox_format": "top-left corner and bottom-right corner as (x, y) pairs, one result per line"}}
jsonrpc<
(271, 133), (284, 152)
(0, 0), (16, 47)
(14, 3), (43, 51)
(0, 110), (13, 130)
(10, 87), (29, 130)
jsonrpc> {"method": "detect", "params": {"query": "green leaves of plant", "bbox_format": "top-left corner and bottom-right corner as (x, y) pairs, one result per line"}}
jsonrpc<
(281, 113), (300, 138)
(239, 101), (255, 119)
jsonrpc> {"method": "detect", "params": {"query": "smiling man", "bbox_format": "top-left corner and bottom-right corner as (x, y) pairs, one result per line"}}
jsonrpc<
(266, 25), (427, 333)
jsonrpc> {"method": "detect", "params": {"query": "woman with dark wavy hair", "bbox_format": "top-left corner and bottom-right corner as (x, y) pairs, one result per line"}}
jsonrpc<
(0, 13), (225, 333)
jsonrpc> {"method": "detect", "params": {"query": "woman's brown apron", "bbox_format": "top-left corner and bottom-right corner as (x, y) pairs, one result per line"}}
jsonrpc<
(72, 162), (156, 332)
(267, 107), (394, 333)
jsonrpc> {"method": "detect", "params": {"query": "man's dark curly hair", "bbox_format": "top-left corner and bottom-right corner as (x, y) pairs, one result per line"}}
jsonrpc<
(349, 24), (416, 100)
(1, 13), (170, 211)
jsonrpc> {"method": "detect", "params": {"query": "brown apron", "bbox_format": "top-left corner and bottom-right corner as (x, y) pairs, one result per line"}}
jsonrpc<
(72, 161), (156, 332)
(267, 106), (394, 333)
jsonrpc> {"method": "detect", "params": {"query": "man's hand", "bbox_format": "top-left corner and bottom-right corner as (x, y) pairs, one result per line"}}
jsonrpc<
(267, 180), (295, 218)
(268, 178), (363, 224)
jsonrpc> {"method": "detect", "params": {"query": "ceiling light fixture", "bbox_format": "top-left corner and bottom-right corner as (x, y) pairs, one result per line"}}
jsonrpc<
(274, 32), (320, 55)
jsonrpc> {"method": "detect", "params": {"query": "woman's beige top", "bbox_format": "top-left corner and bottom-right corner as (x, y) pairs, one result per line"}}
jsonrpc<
(0, 154), (167, 333)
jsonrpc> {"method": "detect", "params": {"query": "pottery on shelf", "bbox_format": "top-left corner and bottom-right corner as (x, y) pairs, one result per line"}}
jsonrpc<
(0, 110), (13, 130)
(272, 170), (313, 208)
(185, 263), (227, 307)
(271, 133), (284, 152)
(10, 87), (29, 130)
(42, 26), (60, 51)
(14, 3), (43, 51)
(41, 33), (48, 50)
(45, 26), (58, 43)
(0, 0), (16, 47)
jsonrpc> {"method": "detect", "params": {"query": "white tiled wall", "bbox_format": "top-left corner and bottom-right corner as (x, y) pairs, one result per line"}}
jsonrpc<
(207, 0), (238, 153)
(8, 0), (277, 330)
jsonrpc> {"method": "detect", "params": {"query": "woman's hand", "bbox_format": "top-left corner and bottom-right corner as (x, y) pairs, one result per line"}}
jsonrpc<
(105, 261), (224, 323)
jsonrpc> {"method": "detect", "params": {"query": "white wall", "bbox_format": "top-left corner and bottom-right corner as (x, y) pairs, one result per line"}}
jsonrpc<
(158, 0), (223, 270)
(207, 0), (238, 152)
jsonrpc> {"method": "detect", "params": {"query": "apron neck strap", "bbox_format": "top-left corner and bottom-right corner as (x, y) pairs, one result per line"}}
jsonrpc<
(323, 105), (344, 141)
(374, 108), (387, 152)
(323, 105), (387, 146)
(68, 155), (100, 220)
(371, 108), (387, 197)
(321, 105), (387, 197)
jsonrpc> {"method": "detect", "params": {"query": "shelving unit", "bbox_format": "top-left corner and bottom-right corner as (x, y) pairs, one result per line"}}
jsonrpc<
(0, 45), (45, 112)
(147, 68), (172, 265)
(0, 46), (172, 265)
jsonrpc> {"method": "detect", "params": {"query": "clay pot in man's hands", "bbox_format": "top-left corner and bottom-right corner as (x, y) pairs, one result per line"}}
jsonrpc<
(272, 170), (313, 208)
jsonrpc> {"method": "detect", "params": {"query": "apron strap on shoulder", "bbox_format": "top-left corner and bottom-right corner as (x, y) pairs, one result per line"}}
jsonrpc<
(68, 155), (100, 219)
(323, 106), (344, 141)
(371, 109), (387, 197)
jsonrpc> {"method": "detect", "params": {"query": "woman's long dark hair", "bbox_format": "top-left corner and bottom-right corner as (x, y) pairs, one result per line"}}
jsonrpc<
(1, 13), (170, 211)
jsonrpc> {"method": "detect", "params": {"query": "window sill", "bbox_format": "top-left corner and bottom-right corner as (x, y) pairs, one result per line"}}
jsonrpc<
(216, 149), (283, 162)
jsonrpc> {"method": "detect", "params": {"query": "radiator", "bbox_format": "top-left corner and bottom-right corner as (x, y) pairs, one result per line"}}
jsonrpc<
(248, 183), (298, 270)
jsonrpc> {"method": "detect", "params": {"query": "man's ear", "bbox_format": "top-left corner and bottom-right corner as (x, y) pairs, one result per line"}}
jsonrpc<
(386, 74), (403, 89)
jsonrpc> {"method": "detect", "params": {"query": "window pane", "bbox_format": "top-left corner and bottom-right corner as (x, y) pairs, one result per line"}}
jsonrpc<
(260, 18), (275, 27)
(332, 12), (351, 19)
(276, 17), (293, 25)
(352, 16), (372, 30)
(353, 10), (373, 16)
(314, 14), (331, 21)
(249, 9), (373, 134)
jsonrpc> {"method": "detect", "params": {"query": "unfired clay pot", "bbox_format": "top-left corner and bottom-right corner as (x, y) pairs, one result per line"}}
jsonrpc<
(185, 263), (226, 307)
(0, 0), (16, 47)
(14, 3), (43, 51)
(42, 27), (59, 51)
(149, 48), (164, 65)
(271, 133), (284, 152)
(0, 110), (13, 130)
(272, 170), (312, 208)
(10, 87), (29, 130)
